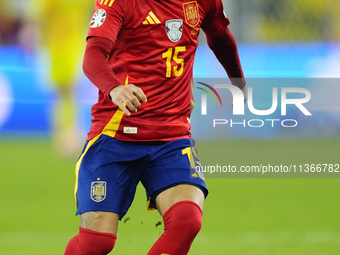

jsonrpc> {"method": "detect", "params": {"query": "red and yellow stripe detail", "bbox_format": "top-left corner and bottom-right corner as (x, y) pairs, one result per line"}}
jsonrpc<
(99, 0), (115, 7)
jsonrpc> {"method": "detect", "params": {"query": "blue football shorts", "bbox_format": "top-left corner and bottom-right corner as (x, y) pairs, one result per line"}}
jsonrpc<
(75, 134), (208, 220)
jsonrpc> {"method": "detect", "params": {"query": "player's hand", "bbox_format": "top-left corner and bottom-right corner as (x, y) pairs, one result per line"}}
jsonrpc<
(109, 84), (147, 116)
(232, 85), (247, 106)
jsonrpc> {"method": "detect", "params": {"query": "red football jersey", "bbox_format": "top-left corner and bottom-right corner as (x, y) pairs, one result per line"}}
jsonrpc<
(86, 0), (230, 141)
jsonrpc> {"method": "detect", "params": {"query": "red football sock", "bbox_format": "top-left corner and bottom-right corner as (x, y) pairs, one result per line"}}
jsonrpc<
(148, 201), (203, 255)
(64, 227), (117, 255)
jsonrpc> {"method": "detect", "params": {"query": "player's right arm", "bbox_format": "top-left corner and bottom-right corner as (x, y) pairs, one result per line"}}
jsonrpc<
(83, 37), (147, 116)
(83, 0), (147, 116)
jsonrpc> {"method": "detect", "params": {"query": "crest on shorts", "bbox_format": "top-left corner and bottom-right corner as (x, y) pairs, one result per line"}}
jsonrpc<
(91, 179), (106, 202)
(182, 1), (200, 27)
(166, 19), (183, 42)
(89, 9), (107, 28)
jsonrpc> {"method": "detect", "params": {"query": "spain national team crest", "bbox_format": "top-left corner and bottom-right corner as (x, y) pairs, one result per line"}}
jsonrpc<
(91, 179), (106, 202)
(182, 1), (200, 27)
(166, 19), (183, 42)
(89, 9), (107, 28)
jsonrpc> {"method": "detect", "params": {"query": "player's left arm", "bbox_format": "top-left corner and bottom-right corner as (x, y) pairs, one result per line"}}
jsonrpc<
(202, 0), (246, 101)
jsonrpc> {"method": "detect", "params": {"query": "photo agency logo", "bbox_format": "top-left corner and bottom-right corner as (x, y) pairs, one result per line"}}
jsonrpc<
(197, 82), (312, 128)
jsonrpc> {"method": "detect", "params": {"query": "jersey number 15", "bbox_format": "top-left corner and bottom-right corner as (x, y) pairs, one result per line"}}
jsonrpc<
(162, 47), (186, 77)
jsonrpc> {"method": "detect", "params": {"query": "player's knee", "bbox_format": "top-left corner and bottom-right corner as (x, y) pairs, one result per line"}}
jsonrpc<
(178, 214), (202, 239)
(64, 227), (116, 255)
(164, 201), (203, 240)
(85, 234), (116, 255)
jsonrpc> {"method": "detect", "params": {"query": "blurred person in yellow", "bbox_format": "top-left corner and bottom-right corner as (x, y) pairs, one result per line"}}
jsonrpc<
(23, 0), (93, 157)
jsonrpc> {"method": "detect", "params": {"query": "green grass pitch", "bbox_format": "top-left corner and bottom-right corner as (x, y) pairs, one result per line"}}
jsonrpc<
(0, 138), (339, 254)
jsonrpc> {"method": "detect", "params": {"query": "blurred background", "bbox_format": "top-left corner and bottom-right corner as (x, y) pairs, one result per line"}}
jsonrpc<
(0, 0), (339, 254)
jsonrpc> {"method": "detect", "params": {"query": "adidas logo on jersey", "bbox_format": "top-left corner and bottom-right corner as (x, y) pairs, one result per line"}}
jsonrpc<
(124, 127), (138, 134)
(143, 12), (161, 25)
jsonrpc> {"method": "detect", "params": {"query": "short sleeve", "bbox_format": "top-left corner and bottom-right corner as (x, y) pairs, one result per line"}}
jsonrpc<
(87, 0), (126, 43)
(201, 0), (230, 37)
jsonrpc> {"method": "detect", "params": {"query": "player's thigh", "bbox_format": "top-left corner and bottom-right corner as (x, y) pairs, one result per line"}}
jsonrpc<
(80, 211), (119, 235)
(76, 135), (149, 226)
(155, 184), (205, 216)
(143, 138), (207, 215)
